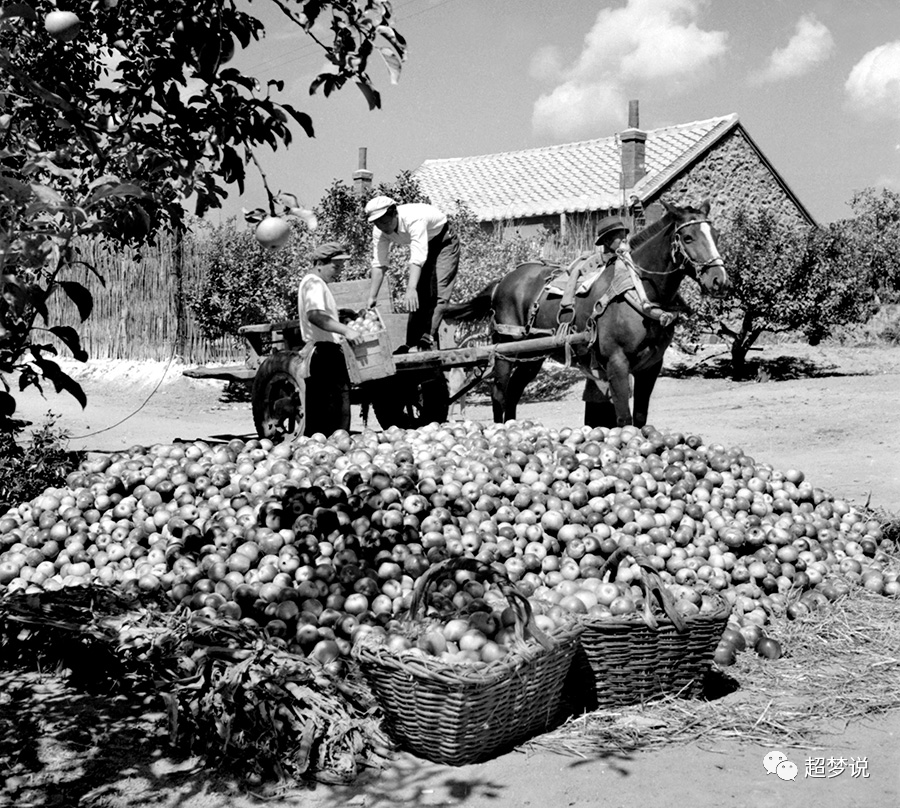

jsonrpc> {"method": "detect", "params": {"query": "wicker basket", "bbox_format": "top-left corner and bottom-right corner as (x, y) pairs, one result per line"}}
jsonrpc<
(578, 547), (730, 708)
(353, 558), (582, 765)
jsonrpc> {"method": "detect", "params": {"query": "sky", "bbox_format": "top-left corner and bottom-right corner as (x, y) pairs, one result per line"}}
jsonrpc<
(214, 0), (900, 226)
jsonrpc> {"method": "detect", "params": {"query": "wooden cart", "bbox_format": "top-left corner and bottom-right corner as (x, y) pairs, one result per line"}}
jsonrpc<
(183, 279), (590, 440)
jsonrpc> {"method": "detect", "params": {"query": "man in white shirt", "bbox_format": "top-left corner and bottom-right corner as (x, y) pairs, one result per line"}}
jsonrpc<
(297, 242), (361, 434)
(364, 195), (460, 351)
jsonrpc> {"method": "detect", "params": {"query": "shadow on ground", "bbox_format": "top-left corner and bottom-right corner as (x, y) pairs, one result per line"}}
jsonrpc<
(662, 351), (855, 382)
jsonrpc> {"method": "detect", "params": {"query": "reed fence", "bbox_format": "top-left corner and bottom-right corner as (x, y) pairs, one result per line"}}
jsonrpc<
(44, 233), (245, 365)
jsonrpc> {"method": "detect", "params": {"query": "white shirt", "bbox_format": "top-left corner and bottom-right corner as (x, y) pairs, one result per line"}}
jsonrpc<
(371, 203), (447, 269)
(297, 273), (340, 344)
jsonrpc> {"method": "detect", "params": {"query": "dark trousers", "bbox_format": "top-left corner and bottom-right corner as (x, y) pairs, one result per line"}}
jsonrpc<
(305, 342), (350, 435)
(406, 222), (460, 347)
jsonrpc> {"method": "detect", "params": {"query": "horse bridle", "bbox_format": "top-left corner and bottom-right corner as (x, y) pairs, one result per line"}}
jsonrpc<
(670, 218), (725, 276)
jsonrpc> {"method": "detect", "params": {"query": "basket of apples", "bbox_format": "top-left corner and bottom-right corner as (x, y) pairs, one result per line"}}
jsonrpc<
(576, 545), (730, 708)
(352, 557), (582, 766)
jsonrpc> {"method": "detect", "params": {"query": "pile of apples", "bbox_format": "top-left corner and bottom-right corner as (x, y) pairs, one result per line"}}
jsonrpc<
(0, 420), (896, 669)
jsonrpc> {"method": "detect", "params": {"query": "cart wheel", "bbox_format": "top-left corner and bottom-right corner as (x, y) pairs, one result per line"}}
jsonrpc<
(371, 373), (449, 429)
(252, 352), (307, 441)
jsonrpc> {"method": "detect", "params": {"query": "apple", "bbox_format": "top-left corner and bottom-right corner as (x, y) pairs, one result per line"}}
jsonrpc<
(45, 11), (81, 42)
(254, 216), (291, 249)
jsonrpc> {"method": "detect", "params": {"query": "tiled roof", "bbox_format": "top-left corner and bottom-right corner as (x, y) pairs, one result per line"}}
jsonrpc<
(414, 114), (739, 221)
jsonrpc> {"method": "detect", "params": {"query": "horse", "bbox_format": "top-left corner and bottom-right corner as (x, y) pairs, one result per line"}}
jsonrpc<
(444, 199), (729, 427)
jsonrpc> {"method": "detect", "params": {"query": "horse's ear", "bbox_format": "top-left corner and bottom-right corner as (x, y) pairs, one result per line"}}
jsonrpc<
(698, 199), (711, 217)
(660, 198), (675, 214)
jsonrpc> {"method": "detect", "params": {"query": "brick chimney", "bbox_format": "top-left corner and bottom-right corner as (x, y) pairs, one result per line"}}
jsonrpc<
(353, 147), (373, 196)
(620, 100), (646, 190)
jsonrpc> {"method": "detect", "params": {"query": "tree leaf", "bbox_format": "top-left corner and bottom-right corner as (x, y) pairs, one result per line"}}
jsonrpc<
(68, 260), (107, 286)
(309, 74), (329, 96)
(0, 4), (38, 22)
(281, 104), (315, 138)
(28, 183), (65, 207)
(33, 356), (87, 409)
(0, 389), (15, 418)
(53, 280), (94, 321)
(377, 47), (402, 85)
(355, 80), (380, 111)
(49, 325), (88, 362)
(27, 284), (49, 323)
(88, 182), (150, 204)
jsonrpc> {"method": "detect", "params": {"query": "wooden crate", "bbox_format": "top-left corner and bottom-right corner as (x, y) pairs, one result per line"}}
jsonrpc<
(342, 309), (397, 383)
(331, 278), (407, 353)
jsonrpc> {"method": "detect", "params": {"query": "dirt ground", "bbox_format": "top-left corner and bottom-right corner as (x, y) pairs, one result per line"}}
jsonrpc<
(3, 341), (900, 808)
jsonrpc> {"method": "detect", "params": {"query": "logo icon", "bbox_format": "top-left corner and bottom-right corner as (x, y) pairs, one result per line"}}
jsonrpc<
(776, 760), (798, 781)
(763, 751), (787, 774)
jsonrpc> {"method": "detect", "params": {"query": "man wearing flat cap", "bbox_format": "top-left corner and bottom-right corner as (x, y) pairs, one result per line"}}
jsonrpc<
(297, 242), (361, 434)
(363, 195), (460, 352)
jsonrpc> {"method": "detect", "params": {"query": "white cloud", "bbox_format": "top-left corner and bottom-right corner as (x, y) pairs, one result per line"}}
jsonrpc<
(529, 45), (564, 82)
(531, 0), (727, 140)
(753, 15), (833, 84)
(845, 41), (900, 120)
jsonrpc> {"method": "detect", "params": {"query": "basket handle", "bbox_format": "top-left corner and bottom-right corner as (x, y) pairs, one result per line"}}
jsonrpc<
(407, 557), (554, 651)
(597, 545), (687, 632)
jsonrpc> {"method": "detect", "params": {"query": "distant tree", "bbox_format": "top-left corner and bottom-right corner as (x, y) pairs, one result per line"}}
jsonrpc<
(685, 207), (873, 378)
(841, 187), (900, 303)
(450, 206), (541, 303)
(1, 0), (406, 430)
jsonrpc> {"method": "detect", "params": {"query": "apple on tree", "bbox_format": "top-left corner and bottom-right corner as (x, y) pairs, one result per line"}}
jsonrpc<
(44, 10), (81, 42)
(254, 216), (291, 250)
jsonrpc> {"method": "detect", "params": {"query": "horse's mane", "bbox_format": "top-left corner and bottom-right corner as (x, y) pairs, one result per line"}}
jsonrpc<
(629, 213), (671, 249)
(629, 203), (705, 250)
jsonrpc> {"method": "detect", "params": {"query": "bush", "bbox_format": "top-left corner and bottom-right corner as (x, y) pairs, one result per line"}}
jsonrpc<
(0, 417), (79, 512)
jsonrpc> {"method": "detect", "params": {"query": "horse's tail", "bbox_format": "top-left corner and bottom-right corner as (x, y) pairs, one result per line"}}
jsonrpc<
(445, 281), (498, 322)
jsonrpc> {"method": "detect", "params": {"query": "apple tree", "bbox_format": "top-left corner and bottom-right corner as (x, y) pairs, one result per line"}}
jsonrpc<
(684, 206), (873, 378)
(0, 0), (406, 430)
(841, 187), (900, 304)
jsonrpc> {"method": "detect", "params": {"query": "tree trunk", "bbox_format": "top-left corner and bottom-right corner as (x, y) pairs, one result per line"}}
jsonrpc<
(730, 313), (760, 381)
(173, 233), (186, 360)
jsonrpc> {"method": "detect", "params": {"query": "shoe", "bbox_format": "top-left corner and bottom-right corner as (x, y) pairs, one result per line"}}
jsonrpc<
(393, 344), (410, 355)
(415, 335), (435, 352)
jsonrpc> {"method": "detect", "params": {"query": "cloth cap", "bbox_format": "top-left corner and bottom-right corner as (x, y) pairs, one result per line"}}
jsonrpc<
(365, 195), (397, 222)
(311, 242), (351, 263)
(594, 217), (629, 246)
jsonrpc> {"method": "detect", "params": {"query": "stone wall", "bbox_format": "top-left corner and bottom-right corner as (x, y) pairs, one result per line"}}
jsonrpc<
(646, 127), (812, 229)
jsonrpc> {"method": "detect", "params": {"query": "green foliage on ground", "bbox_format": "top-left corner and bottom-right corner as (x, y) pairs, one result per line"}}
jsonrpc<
(0, 417), (78, 513)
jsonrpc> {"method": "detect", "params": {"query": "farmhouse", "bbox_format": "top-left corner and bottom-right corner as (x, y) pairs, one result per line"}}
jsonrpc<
(410, 101), (814, 244)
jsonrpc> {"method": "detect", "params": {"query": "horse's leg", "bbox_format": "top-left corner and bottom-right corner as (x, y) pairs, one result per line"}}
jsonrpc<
(605, 351), (633, 427)
(582, 379), (617, 427)
(491, 356), (513, 423)
(504, 359), (543, 421)
(632, 360), (663, 429)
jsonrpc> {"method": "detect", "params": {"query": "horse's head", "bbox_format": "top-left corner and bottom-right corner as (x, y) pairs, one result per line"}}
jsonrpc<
(662, 199), (730, 295)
